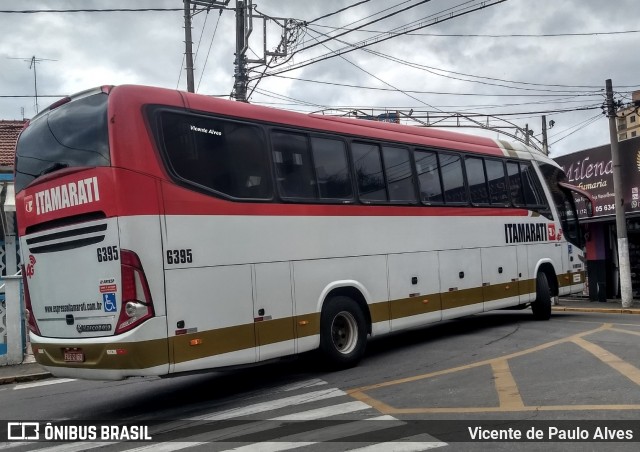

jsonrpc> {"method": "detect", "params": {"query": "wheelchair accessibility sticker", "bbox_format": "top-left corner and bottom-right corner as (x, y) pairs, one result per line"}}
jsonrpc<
(102, 293), (117, 313)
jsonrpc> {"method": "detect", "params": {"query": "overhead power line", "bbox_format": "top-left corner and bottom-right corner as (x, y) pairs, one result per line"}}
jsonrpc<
(0, 9), (183, 13)
(250, 0), (508, 82)
(308, 0), (371, 24)
(310, 23), (640, 38)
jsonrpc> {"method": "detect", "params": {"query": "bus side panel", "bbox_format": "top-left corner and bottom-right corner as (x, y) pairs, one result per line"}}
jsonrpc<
(481, 246), (520, 311)
(388, 252), (442, 331)
(254, 262), (295, 361)
(439, 249), (483, 320)
(165, 264), (257, 374)
(517, 245), (532, 303)
(292, 255), (389, 353)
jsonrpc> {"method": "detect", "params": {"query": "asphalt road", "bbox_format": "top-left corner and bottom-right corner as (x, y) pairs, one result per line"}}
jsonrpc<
(2, 309), (640, 451)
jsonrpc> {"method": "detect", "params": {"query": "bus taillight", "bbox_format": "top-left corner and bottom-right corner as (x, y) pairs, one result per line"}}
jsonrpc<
(21, 266), (41, 336)
(116, 250), (154, 334)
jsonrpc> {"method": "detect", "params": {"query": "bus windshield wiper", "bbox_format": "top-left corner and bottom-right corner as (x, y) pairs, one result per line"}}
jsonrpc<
(39, 162), (69, 176)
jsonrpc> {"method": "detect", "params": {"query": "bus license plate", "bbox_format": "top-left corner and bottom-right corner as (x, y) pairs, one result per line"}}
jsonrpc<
(63, 348), (84, 363)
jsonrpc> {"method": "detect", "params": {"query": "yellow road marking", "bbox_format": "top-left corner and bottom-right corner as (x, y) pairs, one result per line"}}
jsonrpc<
(347, 322), (640, 414)
(609, 327), (640, 337)
(491, 360), (524, 409)
(572, 337), (640, 386)
(349, 323), (611, 394)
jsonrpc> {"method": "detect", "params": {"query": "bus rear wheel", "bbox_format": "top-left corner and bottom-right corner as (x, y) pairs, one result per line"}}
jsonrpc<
(320, 296), (367, 368)
(532, 272), (552, 320)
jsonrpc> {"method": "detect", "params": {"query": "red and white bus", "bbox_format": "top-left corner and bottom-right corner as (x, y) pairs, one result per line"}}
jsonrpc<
(14, 84), (592, 380)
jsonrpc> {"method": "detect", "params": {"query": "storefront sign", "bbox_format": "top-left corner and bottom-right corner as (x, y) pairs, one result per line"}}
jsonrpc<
(554, 136), (640, 218)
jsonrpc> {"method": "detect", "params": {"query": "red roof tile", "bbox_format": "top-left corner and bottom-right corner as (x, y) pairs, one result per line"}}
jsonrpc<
(0, 120), (26, 167)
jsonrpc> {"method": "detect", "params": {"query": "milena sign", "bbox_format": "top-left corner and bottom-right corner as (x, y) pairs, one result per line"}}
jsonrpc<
(554, 136), (640, 219)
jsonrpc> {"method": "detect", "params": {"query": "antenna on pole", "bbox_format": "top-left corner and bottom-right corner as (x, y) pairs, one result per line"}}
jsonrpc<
(8, 55), (57, 114)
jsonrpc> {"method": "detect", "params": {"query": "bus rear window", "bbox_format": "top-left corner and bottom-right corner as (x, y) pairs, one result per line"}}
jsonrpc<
(15, 93), (110, 192)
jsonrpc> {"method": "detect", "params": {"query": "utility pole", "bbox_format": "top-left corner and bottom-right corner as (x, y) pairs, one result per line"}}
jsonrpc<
(181, 0), (292, 101)
(183, 0), (195, 93)
(541, 115), (549, 155)
(233, 0), (249, 102)
(606, 79), (633, 308)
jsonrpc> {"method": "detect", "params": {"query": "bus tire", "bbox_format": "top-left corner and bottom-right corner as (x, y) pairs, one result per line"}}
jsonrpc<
(319, 296), (367, 368)
(532, 272), (552, 320)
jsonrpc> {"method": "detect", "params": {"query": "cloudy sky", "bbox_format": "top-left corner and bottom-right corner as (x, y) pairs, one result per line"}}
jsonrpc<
(1, 0), (638, 157)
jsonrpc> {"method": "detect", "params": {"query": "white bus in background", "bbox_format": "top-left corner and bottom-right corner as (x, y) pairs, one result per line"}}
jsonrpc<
(13, 85), (593, 380)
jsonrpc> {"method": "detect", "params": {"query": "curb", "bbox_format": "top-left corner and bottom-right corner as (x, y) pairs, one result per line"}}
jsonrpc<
(553, 306), (640, 314)
(0, 371), (52, 386)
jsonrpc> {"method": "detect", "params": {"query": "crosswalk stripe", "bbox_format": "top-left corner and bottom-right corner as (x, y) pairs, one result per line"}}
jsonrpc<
(13, 379), (76, 390)
(348, 442), (448, 451)
(219, 441), (316, 451)
(270, 401), (371, 421)
(279, 378), (328, 392)
(19, 441), (118, 452)
(125, 441), (206, 452)
(190, 387), (346, 421)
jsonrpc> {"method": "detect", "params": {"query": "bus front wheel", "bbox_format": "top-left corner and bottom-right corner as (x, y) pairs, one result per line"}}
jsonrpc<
(320, 296), (367, 368)
(532, 272), (552, 320)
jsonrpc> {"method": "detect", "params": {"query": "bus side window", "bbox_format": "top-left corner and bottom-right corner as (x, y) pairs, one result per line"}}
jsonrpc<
(506, 161), (525, 206)
(521, 162), (548, 207)
(414, 149), (444, 205)
(160, 112), (272, 199)
(382, 146), (416, 203)
(485, 159), (510, 206)
(465, 156), (490, 205)
(440, 152), (468, 205)
(310, 137), (353, 200)
(272, 131), (317, 199)
(352, 142), (387, 202)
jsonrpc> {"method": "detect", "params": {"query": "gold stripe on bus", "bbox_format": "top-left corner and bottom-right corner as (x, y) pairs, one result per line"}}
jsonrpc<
(389, 294), (442, 319)
(441, 287), (484, 310)
(256, 317), (296, 346)
(483, 282), (520, 302)
(32, 338), (169, 370)
(294, 312), (321, 338)
(370, 300), (391, 323)
(171, 323), (255, 364)
(498, 140), (519, 158)
(519, 278), (536, 296)
(557, 270), (585, 288)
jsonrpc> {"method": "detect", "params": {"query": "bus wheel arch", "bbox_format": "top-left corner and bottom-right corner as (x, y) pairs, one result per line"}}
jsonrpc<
(319, 287), (370, 368)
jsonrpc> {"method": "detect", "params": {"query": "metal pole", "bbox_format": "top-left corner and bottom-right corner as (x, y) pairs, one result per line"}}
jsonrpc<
(31, 56), (39, 113)
(606, 79), (633, 308)
(184, 0), (195, 93)
(233, 0), (248, 102)
(541, 115), (549, 155)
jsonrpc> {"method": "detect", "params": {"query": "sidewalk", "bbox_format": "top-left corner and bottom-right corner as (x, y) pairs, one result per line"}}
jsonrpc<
(2, 297), (640, 385)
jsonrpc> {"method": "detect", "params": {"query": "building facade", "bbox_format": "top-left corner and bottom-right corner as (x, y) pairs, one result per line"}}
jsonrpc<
(617, 90), (640, 142)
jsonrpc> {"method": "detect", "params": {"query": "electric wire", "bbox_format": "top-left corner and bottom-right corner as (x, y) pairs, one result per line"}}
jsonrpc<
(250, 0), (509, 82)
(197, 9), (223, 93)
